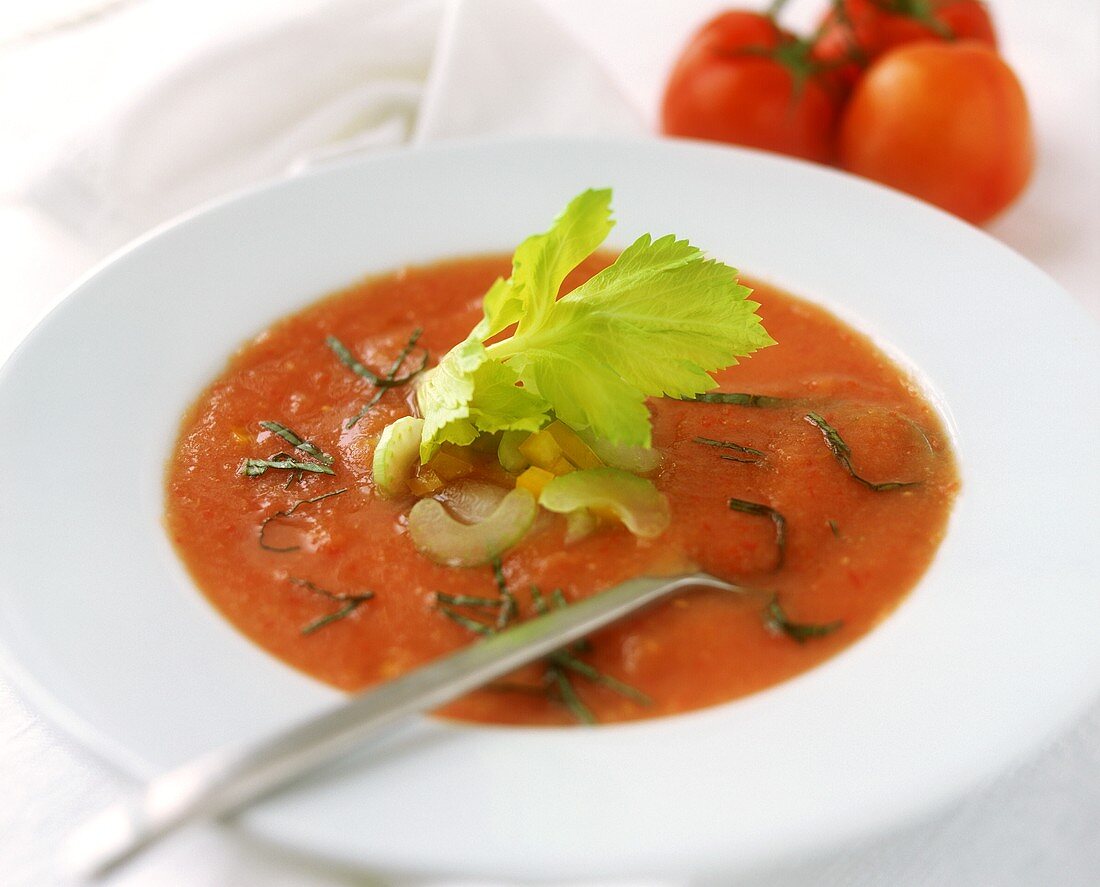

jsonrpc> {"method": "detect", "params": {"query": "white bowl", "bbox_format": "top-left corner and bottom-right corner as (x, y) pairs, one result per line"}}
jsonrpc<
(1, 138), (1098, 880)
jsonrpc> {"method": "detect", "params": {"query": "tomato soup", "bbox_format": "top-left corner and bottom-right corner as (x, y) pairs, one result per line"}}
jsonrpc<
(165, 254), (958, 725)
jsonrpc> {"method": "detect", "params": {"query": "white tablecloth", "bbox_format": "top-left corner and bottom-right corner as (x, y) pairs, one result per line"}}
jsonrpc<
(1, 1), (1098, 885)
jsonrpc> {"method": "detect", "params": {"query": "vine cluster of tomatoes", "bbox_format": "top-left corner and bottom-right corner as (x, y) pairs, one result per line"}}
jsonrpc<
(661, 0), (1032, 225)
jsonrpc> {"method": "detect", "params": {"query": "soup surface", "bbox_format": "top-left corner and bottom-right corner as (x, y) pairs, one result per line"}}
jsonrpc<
(166, 254), (958, 725)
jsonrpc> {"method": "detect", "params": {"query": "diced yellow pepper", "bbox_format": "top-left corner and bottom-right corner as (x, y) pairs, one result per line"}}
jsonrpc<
(515, 466), (556, 498)
(407, 466), (444, 497)
(545, 420), (603, 470)
(547, 455), (575, 476)
(426, 442), (475, 482)
(518, 428), (563, 469)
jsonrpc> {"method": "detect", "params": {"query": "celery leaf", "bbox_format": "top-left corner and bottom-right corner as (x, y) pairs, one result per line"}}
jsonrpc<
(416, 189), (773, 457)
(473, 189), (614, 340)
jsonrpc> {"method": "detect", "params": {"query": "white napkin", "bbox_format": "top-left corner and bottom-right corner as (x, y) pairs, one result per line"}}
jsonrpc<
(17, 0), (644, 256)
(415, 0), (642, 145)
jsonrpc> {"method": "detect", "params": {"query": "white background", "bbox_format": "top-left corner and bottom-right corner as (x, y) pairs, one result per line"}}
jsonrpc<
(1, 1), (1097, 885)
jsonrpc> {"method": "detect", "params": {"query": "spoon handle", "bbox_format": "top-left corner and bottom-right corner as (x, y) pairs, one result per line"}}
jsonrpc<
(66, 571), (735, 879)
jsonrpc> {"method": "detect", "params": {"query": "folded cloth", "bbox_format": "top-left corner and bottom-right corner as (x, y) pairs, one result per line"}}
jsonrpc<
(414, 0), (642, 146)
(18, 0), (644, 256)
(21, 0), (439, 250)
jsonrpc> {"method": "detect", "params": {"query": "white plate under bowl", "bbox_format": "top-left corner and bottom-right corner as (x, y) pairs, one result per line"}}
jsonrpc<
(1, 139), (1098, 881)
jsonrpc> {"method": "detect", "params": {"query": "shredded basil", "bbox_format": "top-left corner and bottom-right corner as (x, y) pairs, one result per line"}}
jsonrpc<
(689, 392), (786, 407)
(326, 328), (430, 429)
(551, 650), (652, 706)
(289, 577), (374, 635)
(763, 595), (842, 644)
(804, 412), (920, 492)
(492, 557), (518, 630)
(325, 333), (425, 388)
(728, 497), (788, 570)
(238, 457), (335, 478)
(434, 593), (503, 610)
(259, 421), (334, 465)
(259, 487), (348, 552)
(550, 667), (596, 724)
(532, 586), (591, 653)
(692, 435), (766, 459)
(434, 566), (649, 722)
(438, 606), (495, 636)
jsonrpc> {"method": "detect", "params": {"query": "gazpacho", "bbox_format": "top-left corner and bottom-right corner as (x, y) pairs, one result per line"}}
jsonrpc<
(165, 190), (958, 725)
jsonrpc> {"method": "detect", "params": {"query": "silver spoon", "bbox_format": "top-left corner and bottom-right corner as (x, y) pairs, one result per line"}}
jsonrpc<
(65, 571), (740, 880)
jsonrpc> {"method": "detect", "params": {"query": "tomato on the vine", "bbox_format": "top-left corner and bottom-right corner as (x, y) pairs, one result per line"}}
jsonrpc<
(661, 11), (844, 164)
(814, 0), (997, 88)
(837, 41), (1032, 224)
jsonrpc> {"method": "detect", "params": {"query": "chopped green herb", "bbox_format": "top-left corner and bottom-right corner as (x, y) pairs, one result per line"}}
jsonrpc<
(728, 497), (788, 570)
(438, 606), (495, 636)
(259, 421), (334, 465)
(345, 389), (386, 430)
(259, 487), (348, 552)
(763, 595), (842, 644)
(238, 457), (335, 477)
(246, 451), (317, 489)
(531, 586), (591, 653)
(530, 584), (547, 615)
(804, 412), (920, 492)
(326, 331), (427, 388)
(492, 557), (518, 630)
(327, 335), (380, 383)
(550, 666), (596, 725)
(328, 328), (429, 429)
(552, 650), (652, 706)
(434, 593), (503, 610)
(692, 435), (766, 458)
(569, 637), (594, 655)
(301, 600), (360, 635)
(551, 588), (570, 611)
(383, 327), (428, 376)
(828, 519), (840, 537)
(689, 392), (786, 407)
(434, 560), (519, 629)
(436, 573), (647, 722)
(289, 577), (374, 636)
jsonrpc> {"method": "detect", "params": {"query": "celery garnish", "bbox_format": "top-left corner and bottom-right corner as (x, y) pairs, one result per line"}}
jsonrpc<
(416, 189), (773, 461)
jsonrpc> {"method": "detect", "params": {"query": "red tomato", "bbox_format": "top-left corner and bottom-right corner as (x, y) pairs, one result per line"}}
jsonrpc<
(814, 0), (997, 89)
(837, 41), (1032, 225)
(661, 11), (843, 164)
